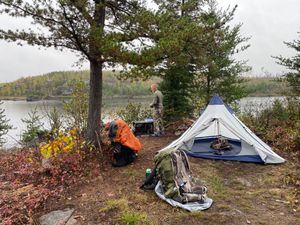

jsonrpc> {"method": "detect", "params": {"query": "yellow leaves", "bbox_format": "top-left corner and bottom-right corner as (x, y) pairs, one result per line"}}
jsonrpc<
(39, 128), (83, 159)
(27, 157), (34, 163)
(40, 144), (53, 159)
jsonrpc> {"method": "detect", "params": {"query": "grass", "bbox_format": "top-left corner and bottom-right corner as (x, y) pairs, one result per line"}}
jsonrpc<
(99, 197), (152, 225)
(238, 198), (254, 213)
(118, 211), (150, 225)
(209, 176), (227, 196)
(129, 193), (149, 204)
(99, 198), (129, 212)
(121, 169), (140, 178)
(215, 204), (232, 211)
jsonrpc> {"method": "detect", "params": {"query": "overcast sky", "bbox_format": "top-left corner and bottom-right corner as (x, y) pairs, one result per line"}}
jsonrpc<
(0, 0), (300, 83)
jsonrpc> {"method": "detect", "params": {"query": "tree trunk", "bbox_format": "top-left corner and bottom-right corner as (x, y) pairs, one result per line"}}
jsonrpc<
(86, 0), (106, 144)
(86, 60), (103, 144)
(206, 73), (211, 104)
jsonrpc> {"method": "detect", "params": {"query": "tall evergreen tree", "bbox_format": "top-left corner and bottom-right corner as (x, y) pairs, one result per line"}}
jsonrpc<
(144, 0), (206, 120)
(274, 32), (300, 96)
(193, 1), (250, 105)
(0, 0), (161, 144)
(129, 0), (249, 118)
(159, 65), (195, 120)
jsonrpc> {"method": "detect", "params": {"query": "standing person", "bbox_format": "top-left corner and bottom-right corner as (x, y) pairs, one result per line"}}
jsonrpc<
(150, 83), (164, 137)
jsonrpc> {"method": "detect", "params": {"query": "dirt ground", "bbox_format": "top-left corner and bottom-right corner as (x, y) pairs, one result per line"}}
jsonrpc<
(40, 134), (300, 225)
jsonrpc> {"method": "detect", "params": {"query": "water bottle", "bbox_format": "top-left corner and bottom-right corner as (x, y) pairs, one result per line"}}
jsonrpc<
(145, 168), (152, 178)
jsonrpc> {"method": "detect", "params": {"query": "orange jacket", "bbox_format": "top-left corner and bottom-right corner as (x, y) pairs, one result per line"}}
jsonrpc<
(113, 119), (142, 153)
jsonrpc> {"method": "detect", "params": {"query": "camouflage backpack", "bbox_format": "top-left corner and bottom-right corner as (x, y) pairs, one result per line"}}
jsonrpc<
(154, 148), (208, 204)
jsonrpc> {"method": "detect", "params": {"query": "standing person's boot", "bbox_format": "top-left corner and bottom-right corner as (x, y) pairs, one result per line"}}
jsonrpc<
(151, 132), (161, 137)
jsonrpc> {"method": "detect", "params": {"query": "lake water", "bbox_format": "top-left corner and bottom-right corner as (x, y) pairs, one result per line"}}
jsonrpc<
(0, 96), (283, 149)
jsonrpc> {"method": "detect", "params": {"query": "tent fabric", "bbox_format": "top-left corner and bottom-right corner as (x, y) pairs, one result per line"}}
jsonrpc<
(155, 181), (213, 212)
(161, 95), (285, 164)
(208, 95), (234, 113)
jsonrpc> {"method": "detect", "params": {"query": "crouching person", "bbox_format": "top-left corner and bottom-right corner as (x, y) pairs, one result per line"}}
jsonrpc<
(105, 119), (142, 167)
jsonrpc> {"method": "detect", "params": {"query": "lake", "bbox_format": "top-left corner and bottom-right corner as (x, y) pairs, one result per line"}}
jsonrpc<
(0, 96), (283, 149)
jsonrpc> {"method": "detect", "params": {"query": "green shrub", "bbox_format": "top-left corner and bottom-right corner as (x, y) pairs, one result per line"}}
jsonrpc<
(112, 103), (152, 126)
(63, 80), (88, 133)
(241, 97), (300, 161)
(21, 107), (47, 145)
(271, 99), (289, 120)
(0, 101), (12, 147)
(44, 106), (63, 135)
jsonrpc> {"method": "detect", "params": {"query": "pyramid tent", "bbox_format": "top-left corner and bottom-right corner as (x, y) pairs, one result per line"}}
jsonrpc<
(161, 95), (285, 164)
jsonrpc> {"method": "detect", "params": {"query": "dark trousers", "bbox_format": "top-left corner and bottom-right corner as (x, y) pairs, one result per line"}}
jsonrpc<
(112, 143), (136, 167)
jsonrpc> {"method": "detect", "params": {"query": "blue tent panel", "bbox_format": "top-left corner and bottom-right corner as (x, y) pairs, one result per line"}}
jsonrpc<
(185, 151), (264, 163)
(208, 95), (225, 105)
(202, 95), (234, 114)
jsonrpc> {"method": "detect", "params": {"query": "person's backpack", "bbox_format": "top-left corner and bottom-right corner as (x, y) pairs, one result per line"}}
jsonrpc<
(153, 148), (208, 204)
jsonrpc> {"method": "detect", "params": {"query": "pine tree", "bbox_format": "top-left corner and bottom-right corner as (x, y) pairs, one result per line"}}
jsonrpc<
(160, 65), (195, 120)
(141, 0), (249, 118)
(149, 0), (208, 120)
(275, 32), (300, 96)
(0, 101), (12, 147)
(21, 108), (45, 144)
(193, 1), (250, 105)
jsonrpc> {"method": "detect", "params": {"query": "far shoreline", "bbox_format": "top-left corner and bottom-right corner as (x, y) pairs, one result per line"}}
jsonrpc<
(0, 94), (289, 102)
(0, 95), (153, 102)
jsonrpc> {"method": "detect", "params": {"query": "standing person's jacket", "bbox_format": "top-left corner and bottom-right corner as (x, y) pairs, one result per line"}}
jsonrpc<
(108, 119), (142, 153)
(150, 90), (163, 109)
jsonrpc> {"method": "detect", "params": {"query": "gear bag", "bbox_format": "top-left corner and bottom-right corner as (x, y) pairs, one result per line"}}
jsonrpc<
(153, 148), (208, 204)
(210, 137), (232, 151)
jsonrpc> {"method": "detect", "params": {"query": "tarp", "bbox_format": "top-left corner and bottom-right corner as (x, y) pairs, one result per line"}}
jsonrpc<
(155, 181), (213, 212)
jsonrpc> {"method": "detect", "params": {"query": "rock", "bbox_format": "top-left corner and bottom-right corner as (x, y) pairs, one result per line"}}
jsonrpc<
(66, 216), (78, 225)
(223, 179), (231, 186)
(42, 158), (52, 169)
(39, 208), (75, 225)
(1, 181), (11, 190)
(219, 209), (244, 217)
(235, 177), (252, 187)
(268, 188), (282, 196)
(175, 131), (182, 136)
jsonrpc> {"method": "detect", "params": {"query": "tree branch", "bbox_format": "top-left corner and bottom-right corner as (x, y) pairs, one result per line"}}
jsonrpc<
(60, 2), (91, 60)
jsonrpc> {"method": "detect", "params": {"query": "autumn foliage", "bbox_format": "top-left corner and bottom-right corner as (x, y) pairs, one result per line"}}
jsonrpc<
(0, 128), (101, 225)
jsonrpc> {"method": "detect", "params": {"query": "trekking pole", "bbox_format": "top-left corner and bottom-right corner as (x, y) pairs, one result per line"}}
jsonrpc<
(95, 131), (105, 170)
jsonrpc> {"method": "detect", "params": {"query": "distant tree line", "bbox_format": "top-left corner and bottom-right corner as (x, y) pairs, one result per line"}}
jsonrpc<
(0, 70), (158, 98)
(0, 71), (290, 99)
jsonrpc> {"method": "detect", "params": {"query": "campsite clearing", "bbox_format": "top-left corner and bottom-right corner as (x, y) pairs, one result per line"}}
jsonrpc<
(39, 134), (300, 225)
